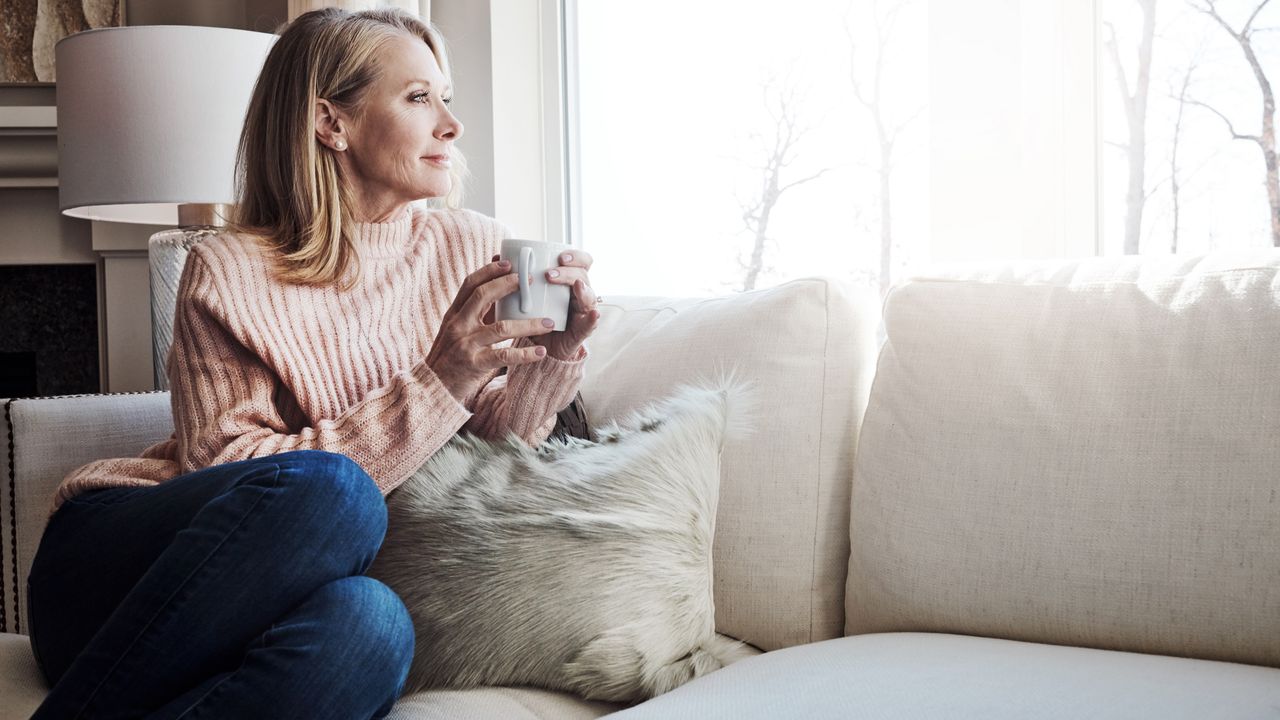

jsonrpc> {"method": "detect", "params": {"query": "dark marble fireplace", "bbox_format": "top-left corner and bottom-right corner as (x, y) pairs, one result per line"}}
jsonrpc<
(0, 264), (99, 398)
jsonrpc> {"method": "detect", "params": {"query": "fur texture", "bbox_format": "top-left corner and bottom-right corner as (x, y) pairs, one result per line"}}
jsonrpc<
(367, 367), (760, 703)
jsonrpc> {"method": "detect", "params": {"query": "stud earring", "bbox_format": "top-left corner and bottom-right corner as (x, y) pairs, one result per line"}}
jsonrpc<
(334, 139), (347, 151)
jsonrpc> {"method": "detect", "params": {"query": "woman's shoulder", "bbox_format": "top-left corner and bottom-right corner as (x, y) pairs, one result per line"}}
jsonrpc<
(188, 229), (273, 266)
(180, 230), (278, 301)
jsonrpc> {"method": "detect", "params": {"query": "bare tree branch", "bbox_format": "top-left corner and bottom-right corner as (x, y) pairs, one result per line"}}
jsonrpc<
(1187, 99), (1263, 144)
(843, 0), (921, 291)
(1244, 0), (1274, 33)
(734, 69), (834, 291)
(1188, 0), (1279, 245)
(1104, 21), (1132, 102)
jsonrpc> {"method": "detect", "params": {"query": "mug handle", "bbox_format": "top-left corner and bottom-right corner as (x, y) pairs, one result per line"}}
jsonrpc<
(518, 246), (534, 313)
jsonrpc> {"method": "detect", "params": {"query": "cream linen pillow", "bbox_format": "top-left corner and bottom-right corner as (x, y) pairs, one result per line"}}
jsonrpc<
(847, 250), (1280, 668)
(368, 376), (759, 703)
(580, 278), (880, 651)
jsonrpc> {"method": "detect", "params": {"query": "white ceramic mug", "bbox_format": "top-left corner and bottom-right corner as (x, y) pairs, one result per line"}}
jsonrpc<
(496, 238), (572, 331)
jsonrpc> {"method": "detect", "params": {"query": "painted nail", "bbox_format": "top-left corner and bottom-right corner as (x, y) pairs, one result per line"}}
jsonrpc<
(542, 318), (555, 328)
(547, 269), (560, 278)
(562, 253), (573, 263)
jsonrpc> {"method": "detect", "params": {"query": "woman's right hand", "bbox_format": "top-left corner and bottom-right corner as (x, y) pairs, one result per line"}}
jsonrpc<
(426, 256), (557, 406)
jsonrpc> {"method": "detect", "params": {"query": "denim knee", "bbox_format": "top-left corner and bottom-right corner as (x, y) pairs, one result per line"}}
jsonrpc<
(318, 576), (415, 693)
(267, 450), (387, 555)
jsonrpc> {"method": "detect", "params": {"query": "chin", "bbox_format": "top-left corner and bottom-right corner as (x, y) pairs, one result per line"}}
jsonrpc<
(420, 179), (452, 200)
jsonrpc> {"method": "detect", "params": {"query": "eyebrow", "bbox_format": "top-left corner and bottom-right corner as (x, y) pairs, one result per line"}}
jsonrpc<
(403, 79), (452, 93)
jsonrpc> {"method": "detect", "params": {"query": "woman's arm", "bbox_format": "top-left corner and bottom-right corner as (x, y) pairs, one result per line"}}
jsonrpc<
(169, 251), (471, 494)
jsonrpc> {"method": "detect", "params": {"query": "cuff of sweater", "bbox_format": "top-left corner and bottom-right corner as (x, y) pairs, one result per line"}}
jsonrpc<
(506, 342), (589, 417)
(383, 360), (475, 494)
(410, 360), (473, 421)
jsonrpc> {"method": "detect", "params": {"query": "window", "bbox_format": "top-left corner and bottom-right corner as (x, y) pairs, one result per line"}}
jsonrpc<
(564, 0), (1278, 298)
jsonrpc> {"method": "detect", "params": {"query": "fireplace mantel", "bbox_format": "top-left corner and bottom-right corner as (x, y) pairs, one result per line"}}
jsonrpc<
(0, 107), (57, 189)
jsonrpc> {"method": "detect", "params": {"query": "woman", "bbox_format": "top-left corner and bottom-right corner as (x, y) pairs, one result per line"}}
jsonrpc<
(25, 8), (598, 719)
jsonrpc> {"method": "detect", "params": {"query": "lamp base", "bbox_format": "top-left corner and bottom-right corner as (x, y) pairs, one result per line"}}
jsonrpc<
(149, 227), (223, 390)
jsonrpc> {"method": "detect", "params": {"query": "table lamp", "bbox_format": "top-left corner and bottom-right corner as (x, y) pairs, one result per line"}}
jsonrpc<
(56, 25), (275, 390)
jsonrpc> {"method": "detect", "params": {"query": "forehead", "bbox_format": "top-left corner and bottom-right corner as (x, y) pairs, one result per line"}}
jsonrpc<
(379, 33), (447, 88)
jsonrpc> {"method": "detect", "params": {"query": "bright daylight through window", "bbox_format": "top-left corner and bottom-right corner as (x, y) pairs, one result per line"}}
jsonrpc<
(568, 0), (1278, 298)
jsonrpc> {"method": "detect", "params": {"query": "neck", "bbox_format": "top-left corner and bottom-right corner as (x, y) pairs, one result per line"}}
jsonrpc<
(352, 202), (412, 224)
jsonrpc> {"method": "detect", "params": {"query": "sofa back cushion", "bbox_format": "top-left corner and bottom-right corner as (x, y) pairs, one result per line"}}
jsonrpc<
(584, 278), (879, 651)
(1, 392), (174, 635)
(846, 250), (1280, 667)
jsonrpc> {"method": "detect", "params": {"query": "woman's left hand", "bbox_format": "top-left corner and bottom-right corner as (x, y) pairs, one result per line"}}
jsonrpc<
(523, 250), (601, 361)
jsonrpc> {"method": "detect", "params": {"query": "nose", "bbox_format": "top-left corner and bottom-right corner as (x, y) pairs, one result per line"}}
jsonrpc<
(436, 105), (463, 142)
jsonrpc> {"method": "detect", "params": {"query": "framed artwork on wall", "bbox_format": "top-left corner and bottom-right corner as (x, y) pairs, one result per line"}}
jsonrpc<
(0, 0), (126, 83)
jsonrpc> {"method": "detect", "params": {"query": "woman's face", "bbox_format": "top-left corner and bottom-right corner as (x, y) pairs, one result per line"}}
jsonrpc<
(327, 34), (463, 220)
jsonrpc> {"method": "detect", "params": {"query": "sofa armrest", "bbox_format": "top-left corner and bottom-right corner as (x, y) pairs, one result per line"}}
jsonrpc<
(1, 392), (173, 635)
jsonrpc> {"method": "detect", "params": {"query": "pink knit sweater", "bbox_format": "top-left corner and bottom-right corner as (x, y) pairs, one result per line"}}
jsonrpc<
(47, 206), (588, 518)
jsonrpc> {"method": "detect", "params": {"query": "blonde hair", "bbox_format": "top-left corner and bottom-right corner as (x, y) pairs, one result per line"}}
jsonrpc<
(226, 7), (469, 288)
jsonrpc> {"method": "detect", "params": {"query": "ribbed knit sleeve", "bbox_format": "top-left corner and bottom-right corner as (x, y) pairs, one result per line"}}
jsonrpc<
(169, 249), (472, 495)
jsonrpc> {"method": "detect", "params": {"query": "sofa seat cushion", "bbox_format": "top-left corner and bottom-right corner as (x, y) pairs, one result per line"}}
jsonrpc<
(387, 687), (621, 719)
(0, 627), (621, 720)
(0, 632), (47, 720)
(605, 632), (1280, 719)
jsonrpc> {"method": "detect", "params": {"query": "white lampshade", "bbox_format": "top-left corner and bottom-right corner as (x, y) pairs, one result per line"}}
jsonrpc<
(55, 25), (276, 223)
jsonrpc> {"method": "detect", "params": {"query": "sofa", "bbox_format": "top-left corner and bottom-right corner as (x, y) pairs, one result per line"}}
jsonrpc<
(3, 250), (1279, 719)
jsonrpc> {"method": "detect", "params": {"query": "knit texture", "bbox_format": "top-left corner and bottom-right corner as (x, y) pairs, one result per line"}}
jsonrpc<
(47, 205), (588, 518)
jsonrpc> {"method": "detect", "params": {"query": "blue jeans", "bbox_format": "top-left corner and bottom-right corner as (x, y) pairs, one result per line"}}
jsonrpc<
(26, 450), (415, 720)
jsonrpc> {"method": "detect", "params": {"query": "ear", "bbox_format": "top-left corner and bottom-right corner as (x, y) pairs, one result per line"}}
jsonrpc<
(314, 98), (347, 151)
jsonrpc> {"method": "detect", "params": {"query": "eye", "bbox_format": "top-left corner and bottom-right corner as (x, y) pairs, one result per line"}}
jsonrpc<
(410, 91), (430, 103)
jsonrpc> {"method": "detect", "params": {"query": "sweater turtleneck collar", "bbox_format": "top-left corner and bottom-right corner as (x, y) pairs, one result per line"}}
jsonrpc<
(351, 206), (414, 258)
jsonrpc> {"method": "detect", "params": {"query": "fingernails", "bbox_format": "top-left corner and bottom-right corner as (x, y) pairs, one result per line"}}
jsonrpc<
(547, 269), (560, 278)
(562, 253), (573, 263)
(542, 318), (555, 328)
(498, 260), (510, 269)
(535, 346), (547, 357)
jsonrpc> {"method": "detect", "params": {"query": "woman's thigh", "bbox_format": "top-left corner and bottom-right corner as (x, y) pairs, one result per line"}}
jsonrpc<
(25, 449), (387, 689)
(26, 458), (275, 682)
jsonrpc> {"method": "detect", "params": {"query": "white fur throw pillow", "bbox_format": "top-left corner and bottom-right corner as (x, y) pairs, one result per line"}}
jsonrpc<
(367, 373), (759, 703)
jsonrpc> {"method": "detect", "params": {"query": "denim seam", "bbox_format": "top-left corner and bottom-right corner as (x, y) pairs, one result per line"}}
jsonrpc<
(70, 462), (285, 720)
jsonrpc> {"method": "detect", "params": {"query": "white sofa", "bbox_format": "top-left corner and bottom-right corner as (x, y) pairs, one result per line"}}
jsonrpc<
(3, 251), (1279, 719)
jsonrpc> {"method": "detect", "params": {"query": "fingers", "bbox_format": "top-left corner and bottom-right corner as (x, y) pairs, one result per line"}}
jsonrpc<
(487, 317), (556, 345)
(485, 342), (547, 369)
(545, 267), (598, 309)
(554, 249), (593, 270)
(449, 257), (511, 319)
(566, 282), (602, 335)
(461, 265), (520, 320)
